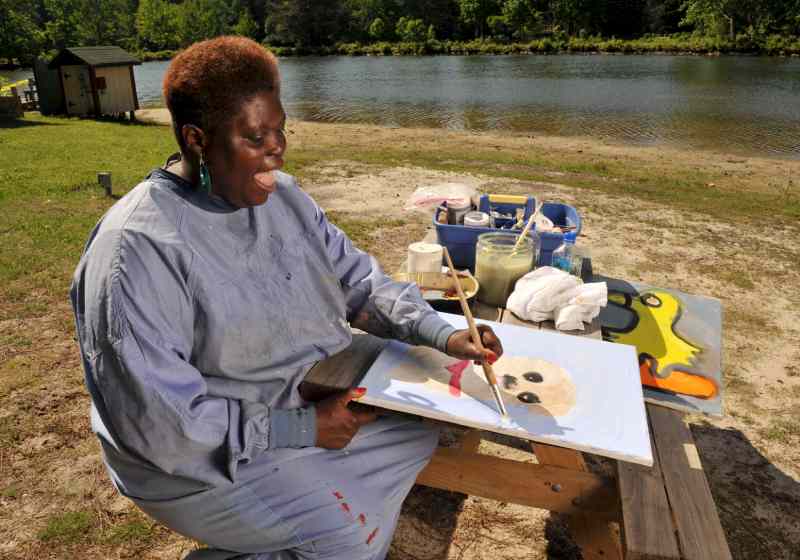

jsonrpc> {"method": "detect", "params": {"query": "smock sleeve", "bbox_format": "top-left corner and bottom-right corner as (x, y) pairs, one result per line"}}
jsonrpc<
(313, 205), (456, 353)
(75, 230), (314, 486)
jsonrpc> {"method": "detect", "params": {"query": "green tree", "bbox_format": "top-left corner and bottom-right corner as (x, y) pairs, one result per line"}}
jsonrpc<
(681, 0), (743, 38)
(78, 0), (136, 47)
(501, 0), (539, 39)
(178, 0), (236, 46)
(550, 0), (585, 35)
(458, 0), (499, 37)
(233, 7), (259, 39)
(0, 0), (44, 63)
(395, 16), (427, 41)
(368, 17), (387, 39)
(487, 14), (510, 39)
(264, 0), (349, 46)
(44, 0), (84, 49)
(136, 0), (180, 50)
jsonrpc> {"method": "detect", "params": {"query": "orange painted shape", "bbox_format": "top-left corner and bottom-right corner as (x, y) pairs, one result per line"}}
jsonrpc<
(639, 360), (717, 399)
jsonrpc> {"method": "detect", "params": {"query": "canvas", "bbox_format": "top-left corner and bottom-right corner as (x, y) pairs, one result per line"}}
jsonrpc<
(359, 312), (653, 466)
(598, 277), (723, 417)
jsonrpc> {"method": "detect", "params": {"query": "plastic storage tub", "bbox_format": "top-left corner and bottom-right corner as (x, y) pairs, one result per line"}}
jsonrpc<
(435, 195), (534, 270)
(434, 196), (581, 270)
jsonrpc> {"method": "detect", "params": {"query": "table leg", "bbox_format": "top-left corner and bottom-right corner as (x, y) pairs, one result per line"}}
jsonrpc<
(531, 443), (623, 560)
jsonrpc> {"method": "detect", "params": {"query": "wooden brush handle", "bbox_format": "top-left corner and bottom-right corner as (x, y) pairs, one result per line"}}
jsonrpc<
(442, 248), (498, 386)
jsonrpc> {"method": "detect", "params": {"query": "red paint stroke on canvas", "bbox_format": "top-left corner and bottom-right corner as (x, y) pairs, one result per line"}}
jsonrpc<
(357, 513), (367, 526)
(366, 527), (379, 545)
(445, 360), (470, 396)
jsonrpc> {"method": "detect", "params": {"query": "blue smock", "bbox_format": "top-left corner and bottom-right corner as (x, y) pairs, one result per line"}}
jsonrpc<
(70, 166), (456, 559)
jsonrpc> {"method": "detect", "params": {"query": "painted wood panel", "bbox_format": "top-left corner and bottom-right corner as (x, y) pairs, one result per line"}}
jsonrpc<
(61, 65), (93, 116)
(95, 66), (136, 114)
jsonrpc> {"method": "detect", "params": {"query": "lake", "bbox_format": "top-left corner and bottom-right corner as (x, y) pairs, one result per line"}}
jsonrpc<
(6, 54), (800, 158)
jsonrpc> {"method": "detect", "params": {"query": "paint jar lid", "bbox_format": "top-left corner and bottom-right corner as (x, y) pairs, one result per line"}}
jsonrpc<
(447, 198), (471, 211)
(463, 211), (491, 228)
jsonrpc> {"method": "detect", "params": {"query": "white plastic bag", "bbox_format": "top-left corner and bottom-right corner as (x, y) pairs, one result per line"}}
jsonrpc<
(405, 182), (477, 213)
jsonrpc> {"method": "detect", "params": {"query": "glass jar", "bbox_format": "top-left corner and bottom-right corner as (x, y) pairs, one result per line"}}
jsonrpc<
(474, 232), (534, 307)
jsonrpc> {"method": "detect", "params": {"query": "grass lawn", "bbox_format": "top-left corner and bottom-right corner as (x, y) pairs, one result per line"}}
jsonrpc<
(2, 113), (800, 558)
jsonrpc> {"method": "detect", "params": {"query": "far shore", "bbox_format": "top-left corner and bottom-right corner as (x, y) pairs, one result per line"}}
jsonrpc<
(135, 106), (800, 207)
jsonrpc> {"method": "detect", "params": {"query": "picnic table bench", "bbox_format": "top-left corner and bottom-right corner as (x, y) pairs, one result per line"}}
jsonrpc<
(301, 252), (733, 560)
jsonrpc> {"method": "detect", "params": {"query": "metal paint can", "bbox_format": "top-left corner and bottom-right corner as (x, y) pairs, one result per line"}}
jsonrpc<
(447, 199), (472, 225)
(463, 211), (491, 228)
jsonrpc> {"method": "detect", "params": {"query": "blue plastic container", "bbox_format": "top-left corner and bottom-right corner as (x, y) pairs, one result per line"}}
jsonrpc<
(434, 197), (581, 270)
(434, 195), (534, 270)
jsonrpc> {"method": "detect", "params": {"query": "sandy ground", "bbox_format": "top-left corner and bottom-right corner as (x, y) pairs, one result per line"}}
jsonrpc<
(2, 111), (799, 559)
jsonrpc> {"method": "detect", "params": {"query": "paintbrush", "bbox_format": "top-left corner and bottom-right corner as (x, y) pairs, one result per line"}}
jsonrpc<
(511, 200), (542, 253)
(442, 247), (509, 418)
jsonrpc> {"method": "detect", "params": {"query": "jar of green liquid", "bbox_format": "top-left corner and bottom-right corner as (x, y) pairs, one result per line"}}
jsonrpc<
(474, 232), (535, 307)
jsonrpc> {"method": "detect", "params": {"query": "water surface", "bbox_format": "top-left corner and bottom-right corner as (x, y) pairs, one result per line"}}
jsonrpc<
(5, 54), (800, 158)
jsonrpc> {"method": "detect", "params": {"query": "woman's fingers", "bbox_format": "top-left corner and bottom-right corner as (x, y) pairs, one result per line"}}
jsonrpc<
(352, 405), (378, 426)
(446, 327), (504, 363)
(315, 388), (371, 449)
(478, 324), (504, 359)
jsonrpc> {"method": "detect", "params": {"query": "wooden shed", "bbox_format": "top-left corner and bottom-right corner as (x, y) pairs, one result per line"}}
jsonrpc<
(48, 46), (141, 119)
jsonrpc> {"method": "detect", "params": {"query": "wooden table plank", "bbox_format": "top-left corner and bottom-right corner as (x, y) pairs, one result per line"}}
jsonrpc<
(617, 413), (681, 560)
(471, 300), (502, 321)
(648, 404), (733, 560)
(415, 447), (620, 521)
(499, 309), (542, 329)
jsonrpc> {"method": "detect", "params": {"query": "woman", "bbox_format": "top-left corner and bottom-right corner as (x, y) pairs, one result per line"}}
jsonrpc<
(70, 37), (502, 560)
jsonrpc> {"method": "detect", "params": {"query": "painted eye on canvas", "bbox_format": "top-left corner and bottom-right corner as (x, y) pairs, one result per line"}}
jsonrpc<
(522, 372), (543, 383)
(502, 375), (518, 390)
(517, 392), (540, 404)
(641, 294), (662, 308)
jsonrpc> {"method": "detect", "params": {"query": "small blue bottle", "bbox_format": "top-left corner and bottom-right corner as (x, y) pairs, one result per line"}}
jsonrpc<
(551, 238), (574, 272)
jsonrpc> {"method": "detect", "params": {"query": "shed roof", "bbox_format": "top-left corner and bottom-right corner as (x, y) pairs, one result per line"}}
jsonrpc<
(49, 46), (141, 69)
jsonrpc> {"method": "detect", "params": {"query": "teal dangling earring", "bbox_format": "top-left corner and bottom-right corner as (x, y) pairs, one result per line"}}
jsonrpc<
(199, 152), (212, 194)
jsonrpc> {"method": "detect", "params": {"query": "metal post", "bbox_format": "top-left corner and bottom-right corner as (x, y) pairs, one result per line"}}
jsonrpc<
(97, 172), (112, 196)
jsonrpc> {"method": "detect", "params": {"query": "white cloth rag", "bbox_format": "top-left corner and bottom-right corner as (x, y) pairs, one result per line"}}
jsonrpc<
(507, 267), (608, 331)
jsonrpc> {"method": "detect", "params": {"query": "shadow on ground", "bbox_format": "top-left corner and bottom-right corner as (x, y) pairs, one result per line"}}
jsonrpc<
(692, 424), (800, 559)
(392, 424), (799, 559)
(0, 117), (62, 128)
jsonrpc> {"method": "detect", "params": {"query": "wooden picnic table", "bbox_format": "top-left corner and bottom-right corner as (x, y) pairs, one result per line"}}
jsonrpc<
(301, 252), (733, 560)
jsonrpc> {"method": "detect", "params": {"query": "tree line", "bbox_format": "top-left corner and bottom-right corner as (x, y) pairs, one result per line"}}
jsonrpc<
(2, 0), (800, 64)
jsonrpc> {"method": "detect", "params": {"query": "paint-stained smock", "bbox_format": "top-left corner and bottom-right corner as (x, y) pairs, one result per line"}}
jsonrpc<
(70, 167), (456, 559)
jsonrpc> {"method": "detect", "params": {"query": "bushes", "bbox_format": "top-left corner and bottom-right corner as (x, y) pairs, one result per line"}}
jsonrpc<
(248, 35), (800, 58)
(135, 35), (800, 59)
(136, 49), (178, 62)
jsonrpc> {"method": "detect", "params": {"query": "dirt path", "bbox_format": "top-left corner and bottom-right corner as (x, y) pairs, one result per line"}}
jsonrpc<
(2, 114), (799, 559)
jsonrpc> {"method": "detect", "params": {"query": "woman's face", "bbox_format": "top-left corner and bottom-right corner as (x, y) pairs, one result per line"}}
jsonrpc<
(206, 90), (287, 208)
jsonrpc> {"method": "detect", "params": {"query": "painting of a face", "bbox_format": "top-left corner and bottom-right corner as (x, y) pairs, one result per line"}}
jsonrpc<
(387, 348), (576, 417)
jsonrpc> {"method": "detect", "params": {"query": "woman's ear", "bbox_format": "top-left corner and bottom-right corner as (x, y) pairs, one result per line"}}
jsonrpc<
(181, 124), (206, 159)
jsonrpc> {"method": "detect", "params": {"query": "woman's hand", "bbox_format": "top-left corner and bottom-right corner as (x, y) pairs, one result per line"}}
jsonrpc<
(315, 388), (377, 449)
(445, 325), (504, 364)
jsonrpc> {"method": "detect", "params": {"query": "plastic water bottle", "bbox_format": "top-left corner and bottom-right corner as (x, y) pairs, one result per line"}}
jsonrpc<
(551, 238), (574, 272)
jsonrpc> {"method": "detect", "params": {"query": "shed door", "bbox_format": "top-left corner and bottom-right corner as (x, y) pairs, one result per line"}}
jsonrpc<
(61, 65), (94, 115)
